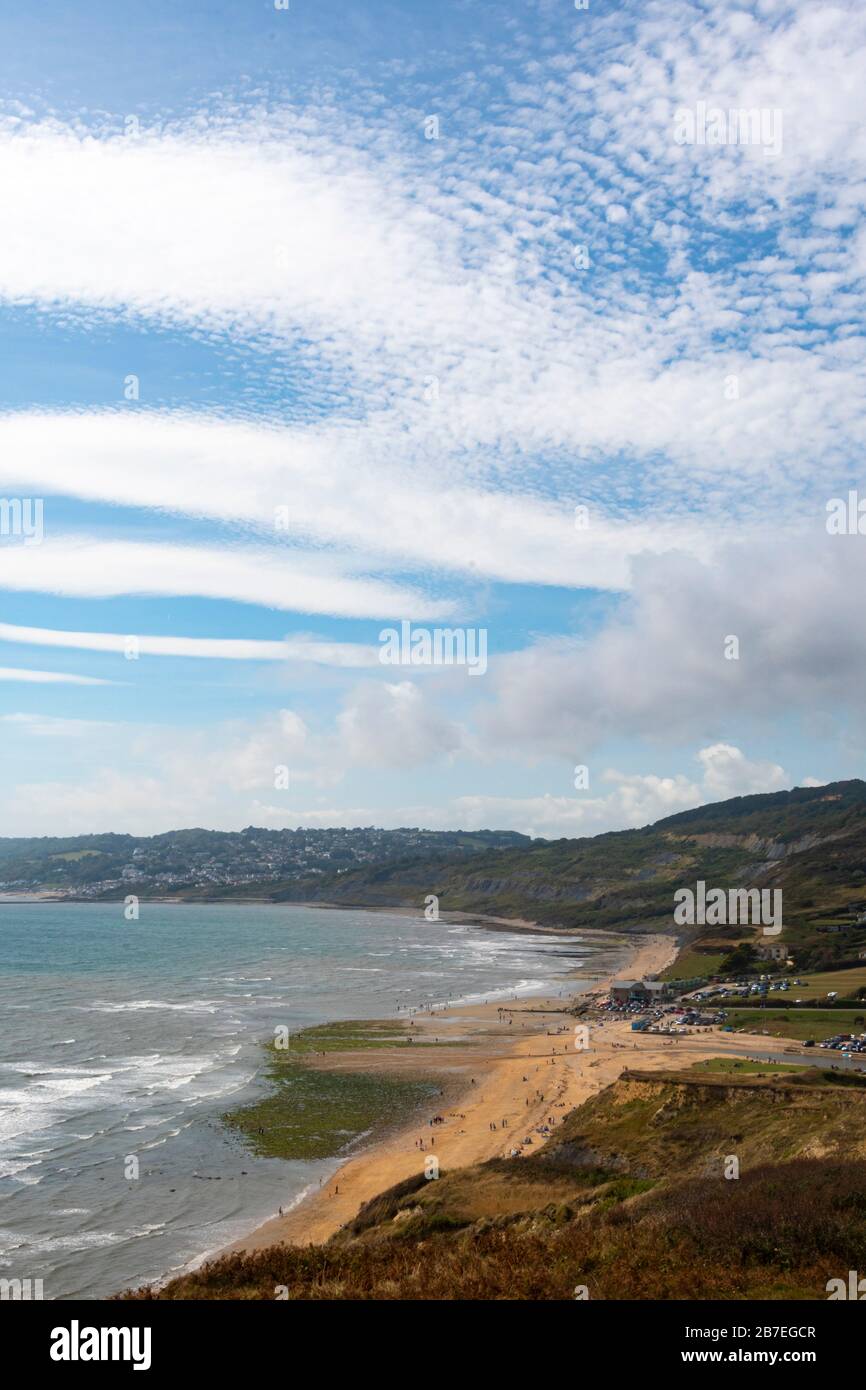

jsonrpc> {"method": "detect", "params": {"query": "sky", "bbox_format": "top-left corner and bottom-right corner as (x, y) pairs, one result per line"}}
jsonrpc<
(0, 0), (864, 839)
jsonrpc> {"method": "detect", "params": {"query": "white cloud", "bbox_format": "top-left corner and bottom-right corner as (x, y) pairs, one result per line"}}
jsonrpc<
(0, 536), (447, 619)
(2, 3), (866, 574)
(0, 119), (435, 355)
(0, 685), (792, 840)
(0, 667), (116, 685)
(336, 680), (466, 767)
(0, 621), (379, 667)
(0, 410), (726, 592)
(483, 536), (866, 757)
(696, 743), (787, 800)
(448, 745), (789, 838)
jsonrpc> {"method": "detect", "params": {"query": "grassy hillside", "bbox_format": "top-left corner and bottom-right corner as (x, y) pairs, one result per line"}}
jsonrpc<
(122, 1065), (866, 1300)
(269, 780), (866, 961)
(15, 779), (866, 970)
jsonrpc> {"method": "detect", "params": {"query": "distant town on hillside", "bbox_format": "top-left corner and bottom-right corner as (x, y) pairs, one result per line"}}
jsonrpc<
(0, 826), (532, 898)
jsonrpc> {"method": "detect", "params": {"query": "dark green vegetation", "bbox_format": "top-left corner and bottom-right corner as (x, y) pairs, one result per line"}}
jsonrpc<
(276, 780), (866, 966)
(660, 948), (727, 980)
(276, 1019), (457, 1055)
(722, 1008), (866, 1041)
(0, 826), (529, 897)
(125, 1066), (866, 1300)
(222, 1026), (445, 1160)
(688, 1057), (810, 1074)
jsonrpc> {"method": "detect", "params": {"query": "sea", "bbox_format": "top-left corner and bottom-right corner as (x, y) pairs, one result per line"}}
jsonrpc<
(0, 901), (584, 1299)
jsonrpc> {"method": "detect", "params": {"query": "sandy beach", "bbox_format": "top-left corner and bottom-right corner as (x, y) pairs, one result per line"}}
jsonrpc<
(218, 929), (779, 1258)
(216, 927), (823, 1260)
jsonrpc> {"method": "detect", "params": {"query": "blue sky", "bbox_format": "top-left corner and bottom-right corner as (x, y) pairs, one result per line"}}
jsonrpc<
(1, 0), (864, 836)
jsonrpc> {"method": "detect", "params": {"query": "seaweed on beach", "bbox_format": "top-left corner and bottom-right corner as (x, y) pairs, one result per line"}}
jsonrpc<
(222, 1035), (441, 1161)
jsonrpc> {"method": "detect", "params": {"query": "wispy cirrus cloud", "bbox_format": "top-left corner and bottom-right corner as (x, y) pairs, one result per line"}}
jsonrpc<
(0, 409), (734, 592)
(0, 667), (117, 685)
(0, 536), (449, 619)
(0, 622), (380, 667)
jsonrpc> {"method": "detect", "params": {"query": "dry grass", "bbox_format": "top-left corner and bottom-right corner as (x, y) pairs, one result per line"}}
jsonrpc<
(119, 1070), (866, 1301)
(120, 1158), (865, 1301)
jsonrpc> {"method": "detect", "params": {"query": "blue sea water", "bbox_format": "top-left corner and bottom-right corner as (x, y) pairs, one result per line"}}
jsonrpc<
(0, 902), (581, 1299)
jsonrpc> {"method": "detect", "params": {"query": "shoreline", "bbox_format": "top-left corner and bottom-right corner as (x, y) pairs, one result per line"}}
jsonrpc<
(0, 893), (617, 932)
(208, 930), (676, 1263)
(0, 894), (652, 951)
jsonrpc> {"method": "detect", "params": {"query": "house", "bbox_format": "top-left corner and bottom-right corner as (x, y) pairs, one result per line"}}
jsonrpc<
(756, 940), (788, 961)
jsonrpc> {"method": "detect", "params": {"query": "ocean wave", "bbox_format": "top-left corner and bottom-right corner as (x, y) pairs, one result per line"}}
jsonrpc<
(83, 999), (222, 1015)
(3, 1064), (114, 1079)
(0, 1156), (43, 1182)
(15, 1229), (126, 1255)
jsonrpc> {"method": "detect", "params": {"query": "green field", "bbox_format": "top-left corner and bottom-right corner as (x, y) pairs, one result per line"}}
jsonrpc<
(660, 949), (726, 981)
(724, 1008), (866, 1041)
(783, 966), (866, 1001)
(689, 1057), (810, 1075)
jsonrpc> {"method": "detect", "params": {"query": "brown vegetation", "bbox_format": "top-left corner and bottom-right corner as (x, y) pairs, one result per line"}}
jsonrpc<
(120, 1068), (866, 1301)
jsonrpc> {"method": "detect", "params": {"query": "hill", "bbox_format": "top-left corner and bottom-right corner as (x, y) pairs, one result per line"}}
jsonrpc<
(10, 780), (866, 970)
(269, 779), (866, 964)
(0, 826), (530, 898)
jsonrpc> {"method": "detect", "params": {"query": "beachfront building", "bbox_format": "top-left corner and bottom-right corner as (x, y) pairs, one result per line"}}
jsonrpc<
(610, 980), (641, 1004)
(610, 979), (671, 1005)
